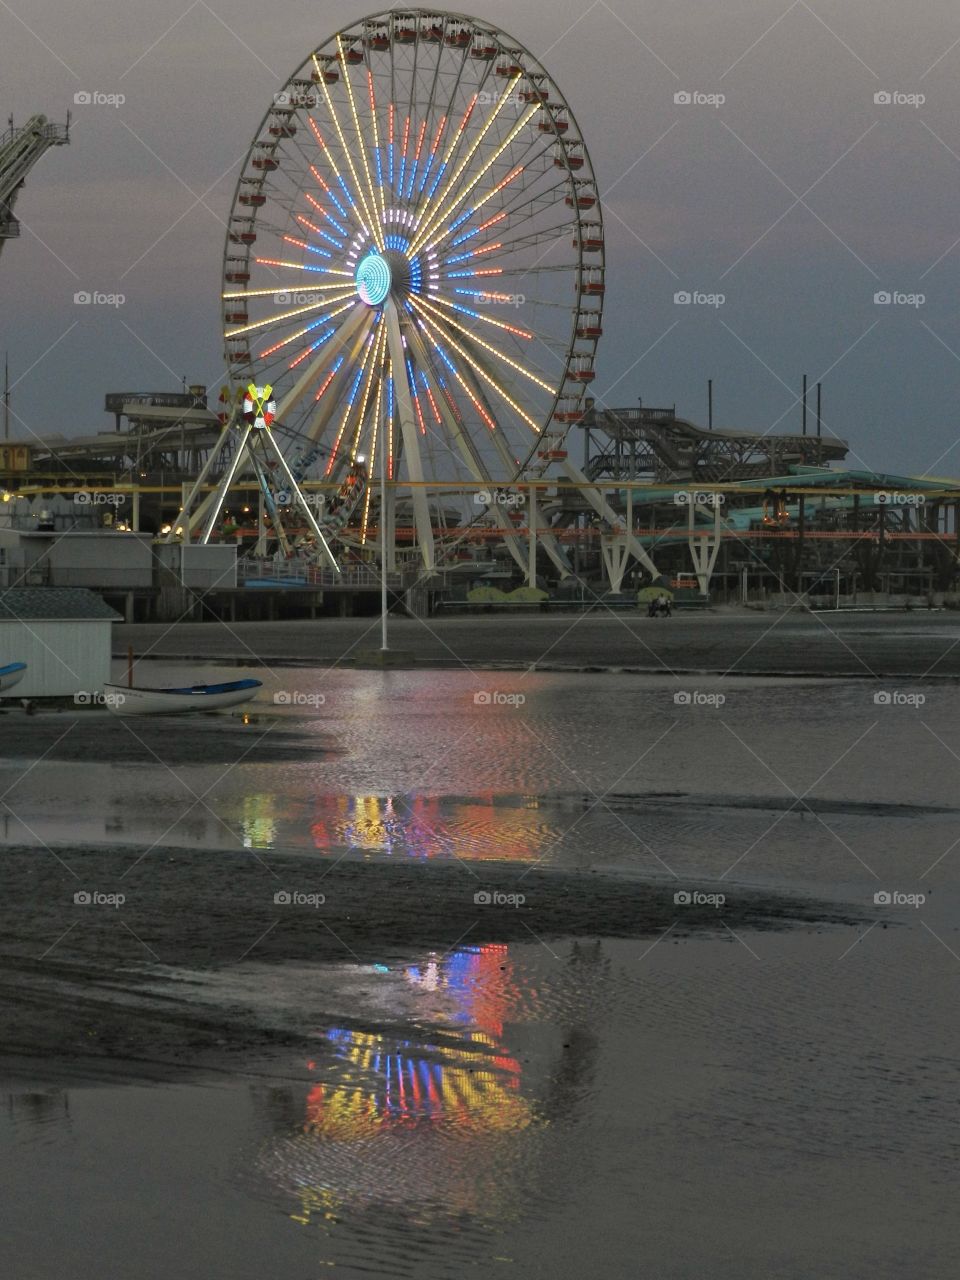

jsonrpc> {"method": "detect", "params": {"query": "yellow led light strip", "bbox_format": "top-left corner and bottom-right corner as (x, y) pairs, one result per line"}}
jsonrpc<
(410, 300), (540, 434)
(223, 284), (353, 299)
(408, 78), (525, 255)
(314, 51), (382, 251)
(349, 323), (386, 463)
(366, 69), (387, 229)
(335, 36), (384, 246)
(252, 260), (354, 276)
(412, 294), (553, 392)
(225, 293), (356, 338)
(325, 317), (380, 475)
(410, 97), (538, 258)
(427, 292), (533, 340)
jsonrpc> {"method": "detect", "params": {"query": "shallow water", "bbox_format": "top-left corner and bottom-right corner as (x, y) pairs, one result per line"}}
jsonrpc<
(3, 666), (959, 1277)
(5, 929), (960, 1278)
(0, 668), (954, 894)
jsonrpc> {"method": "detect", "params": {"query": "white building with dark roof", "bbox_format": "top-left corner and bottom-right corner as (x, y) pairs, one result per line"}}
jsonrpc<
(0, 588), (121, 698)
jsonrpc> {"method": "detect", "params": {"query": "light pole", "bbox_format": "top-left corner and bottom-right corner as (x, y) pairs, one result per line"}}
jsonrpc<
(358, 448), (387, 651)
(380, 433), (388, 651)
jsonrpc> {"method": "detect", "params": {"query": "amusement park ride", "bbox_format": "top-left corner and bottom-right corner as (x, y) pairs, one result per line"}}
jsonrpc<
(3, 14), (958, 606)
(166, 7), (607, 583)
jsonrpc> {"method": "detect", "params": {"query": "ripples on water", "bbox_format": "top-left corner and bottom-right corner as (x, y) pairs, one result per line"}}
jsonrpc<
(2, 670), (958, 902)
(5, 669), (960, 1276)
(7, 928), (960, 1278)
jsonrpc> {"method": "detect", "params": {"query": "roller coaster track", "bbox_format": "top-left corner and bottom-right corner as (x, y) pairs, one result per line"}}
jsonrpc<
(580, 404), (848, 483)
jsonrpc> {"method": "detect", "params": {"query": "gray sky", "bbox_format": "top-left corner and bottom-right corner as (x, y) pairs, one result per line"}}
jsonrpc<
(3, 0), (960, 476)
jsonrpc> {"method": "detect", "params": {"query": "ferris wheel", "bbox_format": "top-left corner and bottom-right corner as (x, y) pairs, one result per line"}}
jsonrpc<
(219, 8), (604, 567)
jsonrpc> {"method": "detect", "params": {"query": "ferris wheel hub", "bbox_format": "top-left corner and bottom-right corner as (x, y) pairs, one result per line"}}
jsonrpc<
(356, 251), (392, 306)
(356, 248), (415, 305)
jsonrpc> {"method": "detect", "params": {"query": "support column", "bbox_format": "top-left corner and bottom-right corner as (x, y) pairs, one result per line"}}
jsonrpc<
(383, 298), (434, 572)
(687, 498), (723, 596)
(601, 535), (631, 593)
(527, 484), (538, 588)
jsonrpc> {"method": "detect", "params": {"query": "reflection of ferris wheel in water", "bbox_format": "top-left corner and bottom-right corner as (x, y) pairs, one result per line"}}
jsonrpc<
(218, 8), (604, 567)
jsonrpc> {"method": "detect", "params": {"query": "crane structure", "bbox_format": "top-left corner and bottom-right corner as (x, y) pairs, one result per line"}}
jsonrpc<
(0, 114), (70, 260)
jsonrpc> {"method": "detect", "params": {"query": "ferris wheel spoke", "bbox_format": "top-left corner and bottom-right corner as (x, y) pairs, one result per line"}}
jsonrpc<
(346, 322), (386, 463)
(409, 44), (495, 217)
(445, 346), (528, 476)
(314, 53), (381, 248)
(383, 298), (435, 567)
(413, 111), (543, 262)
(424, 289), (534, 343)
(448, 164), (581, 243)
(454, 103), (571, 197)
(446, 221), (578, 269)
(431, 292), (572, 367)
(412, 294), (553, 394)
(331, 40), (385, 243)
(256, 302), (357, 362)
(324, 316), (383, 476)
(363, 68), (388, 226)
(253, 255), (353, 280)
(409, 300), (541, 435)
(303, 117), (370, 236)
(401, 312), (483, 458)
(412, 80), (481, 215)
(409, 78), (527, 255)
(274, 305), (372, 417)
(479, 182), (583, 244)
(399, 313), (488, 466)
(226, 291), (356, 341)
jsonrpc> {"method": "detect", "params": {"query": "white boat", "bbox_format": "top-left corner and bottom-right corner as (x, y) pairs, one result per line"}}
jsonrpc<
(102, 678), (262, 715)
(0, 662), (27, 693)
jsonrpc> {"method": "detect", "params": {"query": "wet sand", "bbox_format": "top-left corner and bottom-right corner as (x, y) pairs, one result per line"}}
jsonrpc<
(115, 609), (960, 677)
(2, 658), (957, 1279)
(0, 844), (860, 1087)
(0, 709), (330, 764)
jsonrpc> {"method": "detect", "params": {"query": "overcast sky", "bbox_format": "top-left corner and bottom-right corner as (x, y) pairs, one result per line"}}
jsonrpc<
(3, 0), (960, 476)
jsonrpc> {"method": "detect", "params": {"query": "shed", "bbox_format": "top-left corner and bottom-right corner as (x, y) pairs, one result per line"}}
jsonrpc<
(0, 588), (121, 698)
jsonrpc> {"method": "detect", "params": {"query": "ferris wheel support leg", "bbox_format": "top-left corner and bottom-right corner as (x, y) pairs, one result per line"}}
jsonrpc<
(384, 298), (435, 572)
(445, 336), (573, 579)
(164, 418), (233, 544)
(401, 325), (529, 575)
(559, 457), (660, 580)
(267, 428), (340, 572)
(247, 445), (292, 557)
(201, 423), (254, 544)
(527, 486), (538, 588)
(601, 535), (631, 593)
